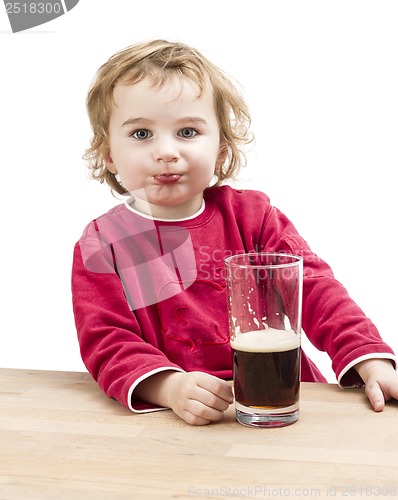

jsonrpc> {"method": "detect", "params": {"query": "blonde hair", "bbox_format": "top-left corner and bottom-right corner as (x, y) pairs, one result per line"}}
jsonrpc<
(84, 39), (253, 195)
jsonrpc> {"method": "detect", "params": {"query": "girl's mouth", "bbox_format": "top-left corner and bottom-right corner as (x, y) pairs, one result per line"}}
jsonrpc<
(154, 174), (182, 185)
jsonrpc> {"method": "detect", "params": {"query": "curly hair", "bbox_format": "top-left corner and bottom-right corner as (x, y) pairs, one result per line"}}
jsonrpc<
(84, 39), (253, 195)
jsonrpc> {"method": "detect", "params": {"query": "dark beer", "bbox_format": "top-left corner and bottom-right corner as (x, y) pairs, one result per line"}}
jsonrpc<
(231, 329), (300, 409)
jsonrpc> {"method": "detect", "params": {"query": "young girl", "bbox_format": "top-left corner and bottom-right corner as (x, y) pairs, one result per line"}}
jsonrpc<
(72, 39), (398, 425)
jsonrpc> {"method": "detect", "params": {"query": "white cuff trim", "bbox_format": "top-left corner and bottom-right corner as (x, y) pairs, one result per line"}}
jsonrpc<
(338, 353), (396, 388)
(127, 367), (185, 413)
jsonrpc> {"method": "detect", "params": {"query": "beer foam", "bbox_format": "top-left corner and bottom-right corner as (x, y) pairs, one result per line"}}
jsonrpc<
(230, 328), (299, 353)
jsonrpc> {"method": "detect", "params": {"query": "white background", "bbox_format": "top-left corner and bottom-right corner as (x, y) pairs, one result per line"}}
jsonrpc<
(1, 0), (397, 383)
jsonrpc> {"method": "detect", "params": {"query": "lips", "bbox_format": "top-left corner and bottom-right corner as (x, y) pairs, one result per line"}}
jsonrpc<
(154, 174), (182, 185)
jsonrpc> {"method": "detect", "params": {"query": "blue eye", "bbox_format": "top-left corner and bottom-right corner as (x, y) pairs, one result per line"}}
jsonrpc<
(132, 129), (151, 140)
(179, 128), (198, 138)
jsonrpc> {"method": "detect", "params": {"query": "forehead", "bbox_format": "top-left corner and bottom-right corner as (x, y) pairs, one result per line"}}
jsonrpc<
(112, 75), (214, 111)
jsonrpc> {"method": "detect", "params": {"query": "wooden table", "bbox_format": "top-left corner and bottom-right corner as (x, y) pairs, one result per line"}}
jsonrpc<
(1, 368), (398, 499)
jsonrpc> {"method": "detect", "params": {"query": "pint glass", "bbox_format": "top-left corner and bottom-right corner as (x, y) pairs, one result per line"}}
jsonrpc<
(225, 253), (303, 428)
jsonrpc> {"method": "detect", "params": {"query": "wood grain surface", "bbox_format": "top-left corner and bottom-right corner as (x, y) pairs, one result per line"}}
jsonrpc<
(1, 368), (398, 499)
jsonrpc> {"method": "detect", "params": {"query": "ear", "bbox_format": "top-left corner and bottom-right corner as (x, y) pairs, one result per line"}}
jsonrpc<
(215, 143), (228, 172)
(104, 147), (117, 174)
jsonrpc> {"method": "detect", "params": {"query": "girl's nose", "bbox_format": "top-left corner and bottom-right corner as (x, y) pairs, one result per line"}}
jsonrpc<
(153, 137), (180, 163)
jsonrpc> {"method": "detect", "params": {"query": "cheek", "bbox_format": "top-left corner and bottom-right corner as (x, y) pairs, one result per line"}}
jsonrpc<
(191, 140), (220, 162)
(111, 145), (141, 170)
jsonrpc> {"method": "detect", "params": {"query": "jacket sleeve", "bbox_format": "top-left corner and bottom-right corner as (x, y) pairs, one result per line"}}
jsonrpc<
(71, 240), (183, 412)
(259, 203), (396, 387)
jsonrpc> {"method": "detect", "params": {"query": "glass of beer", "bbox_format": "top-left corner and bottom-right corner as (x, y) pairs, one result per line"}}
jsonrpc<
(225, 253), (303, 428)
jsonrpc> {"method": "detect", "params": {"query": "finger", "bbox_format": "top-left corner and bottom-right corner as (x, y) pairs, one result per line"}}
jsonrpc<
(186, 399), (226, 423)
(216, 381), (234, 404)
(181, 410), (212, 426)
(196, 374), (234, 404)
(374, 380), (398, 405)
(365, 381), (385, 412)
(193, 386), (231, 411)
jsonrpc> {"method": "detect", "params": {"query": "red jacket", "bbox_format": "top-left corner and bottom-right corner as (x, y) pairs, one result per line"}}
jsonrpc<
(72, 186), (395, 411)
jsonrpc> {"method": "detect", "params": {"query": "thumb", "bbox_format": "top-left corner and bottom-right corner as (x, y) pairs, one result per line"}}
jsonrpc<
(365, 380), (385, 412)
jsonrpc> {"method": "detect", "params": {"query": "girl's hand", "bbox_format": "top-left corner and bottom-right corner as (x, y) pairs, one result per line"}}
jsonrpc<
(165, 371), (234, 425)
(135, 370), (234, 425)
(354, 358), (398, 411)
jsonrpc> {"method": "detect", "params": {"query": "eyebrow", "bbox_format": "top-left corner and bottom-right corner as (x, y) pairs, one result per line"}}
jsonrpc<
(121, 116), (208, 127)
(121, 117), (149, 127)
